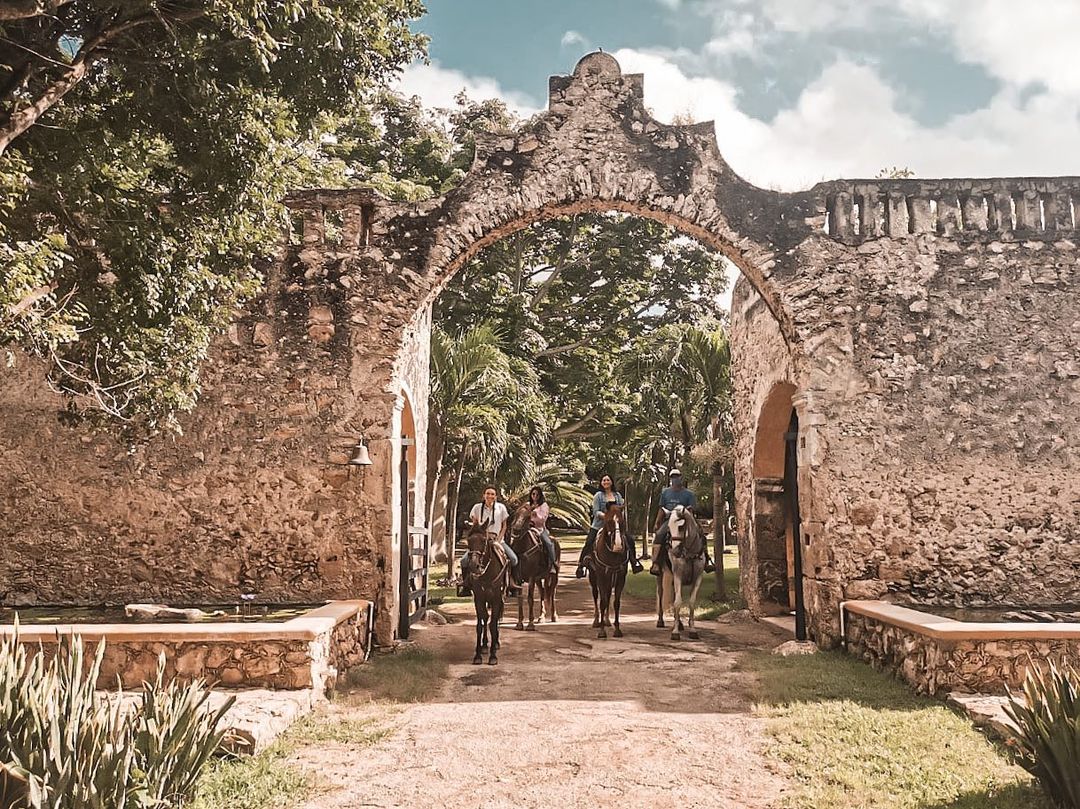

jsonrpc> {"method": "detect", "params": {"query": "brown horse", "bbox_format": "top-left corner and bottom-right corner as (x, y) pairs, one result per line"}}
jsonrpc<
(509, 504), (561, 630)
(588, 503), (630, 639)
(464, 519), (509, 665)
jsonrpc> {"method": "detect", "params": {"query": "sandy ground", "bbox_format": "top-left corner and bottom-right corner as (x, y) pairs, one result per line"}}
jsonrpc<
(293, 564), (794, 809)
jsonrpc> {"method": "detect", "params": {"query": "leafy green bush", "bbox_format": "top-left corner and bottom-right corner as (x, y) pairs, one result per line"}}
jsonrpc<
(1005, 659), (1080, 808)
(0, 627), (233, 808)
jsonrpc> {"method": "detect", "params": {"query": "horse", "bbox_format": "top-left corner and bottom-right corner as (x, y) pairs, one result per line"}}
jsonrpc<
(508, 503), (561, 630)
(656, 504), (707, 641)
(464, 518), (509, 665)
(588, 503), (630, 639)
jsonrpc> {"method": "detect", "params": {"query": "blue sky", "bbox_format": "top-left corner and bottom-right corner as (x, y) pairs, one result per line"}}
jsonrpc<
(400, 0), (1080, 190)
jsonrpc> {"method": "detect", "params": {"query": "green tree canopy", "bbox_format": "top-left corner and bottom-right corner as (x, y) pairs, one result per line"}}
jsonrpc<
(0, 0), (425, 428)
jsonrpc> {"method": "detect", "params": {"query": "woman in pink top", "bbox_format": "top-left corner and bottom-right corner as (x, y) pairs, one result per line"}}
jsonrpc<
(529, 486), (559, 575)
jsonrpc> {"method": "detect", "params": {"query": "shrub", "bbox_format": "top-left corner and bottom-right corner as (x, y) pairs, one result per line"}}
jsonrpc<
(0, 626), (233, 808)
(1005, 658), (1080, 808)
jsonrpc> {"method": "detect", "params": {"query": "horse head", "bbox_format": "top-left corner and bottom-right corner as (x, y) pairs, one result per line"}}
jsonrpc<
(668, 505), (702, 559)
(603, 503), (626, 554)
(511, 502), (532, 536)
(465, 518), (492, 555)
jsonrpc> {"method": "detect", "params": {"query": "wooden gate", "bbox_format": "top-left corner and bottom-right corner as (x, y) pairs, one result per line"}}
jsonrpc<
(397, 438), (429, 640)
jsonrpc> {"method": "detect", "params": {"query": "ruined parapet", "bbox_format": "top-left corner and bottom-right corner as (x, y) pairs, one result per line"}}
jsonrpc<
(817, 177), (1080, 242)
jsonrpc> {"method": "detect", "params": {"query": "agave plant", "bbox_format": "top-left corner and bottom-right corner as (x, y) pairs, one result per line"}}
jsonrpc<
(0, 626), (233, 809)
(1005, 658), (1080, 808)
(0, 761), (28, 809)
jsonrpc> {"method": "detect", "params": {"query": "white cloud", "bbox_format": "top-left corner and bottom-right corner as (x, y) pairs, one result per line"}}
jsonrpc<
(612, 47), (1080, 190)
(896, 0), (1080, 97)
(396, 61), (541, 118)
(561, 30), (588, 48)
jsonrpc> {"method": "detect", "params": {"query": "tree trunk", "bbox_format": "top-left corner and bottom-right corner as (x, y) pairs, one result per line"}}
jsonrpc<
(713, 463), (727, 600)
(445, 452), (467, 580)
(428, 470), (450, 563)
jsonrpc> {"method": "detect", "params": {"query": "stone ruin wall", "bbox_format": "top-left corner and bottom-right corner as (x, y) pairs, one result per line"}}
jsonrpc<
(3, 52), (1080, 650)
(0, 225), (430, 645)
(732, 191), (1080, 643)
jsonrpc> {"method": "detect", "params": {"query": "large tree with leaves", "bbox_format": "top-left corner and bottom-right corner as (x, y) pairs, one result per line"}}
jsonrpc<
(0, 0), (425, 428)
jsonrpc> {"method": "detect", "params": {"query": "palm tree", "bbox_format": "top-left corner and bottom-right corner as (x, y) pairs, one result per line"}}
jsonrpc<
(621, 322), (733, 595)
(426, 325), (552, 575)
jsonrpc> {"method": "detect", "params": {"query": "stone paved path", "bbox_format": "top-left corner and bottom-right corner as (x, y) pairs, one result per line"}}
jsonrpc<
(293, 563), (793, 809)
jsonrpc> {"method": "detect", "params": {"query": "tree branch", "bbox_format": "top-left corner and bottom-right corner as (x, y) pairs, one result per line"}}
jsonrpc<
(0, 5), (206, 155)
(552, 404), (603, 439)
(0, 0), (72, 21)
(530, 215), (577, 307)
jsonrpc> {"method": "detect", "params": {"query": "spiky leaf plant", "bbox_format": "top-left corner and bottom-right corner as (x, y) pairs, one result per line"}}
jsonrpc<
(0, 625), (233, 808)
(1005, 658), (1080, 808)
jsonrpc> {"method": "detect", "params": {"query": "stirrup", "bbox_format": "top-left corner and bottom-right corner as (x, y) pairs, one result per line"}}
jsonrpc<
(649, 563), (660, 576)
(704, 560), (717, 573)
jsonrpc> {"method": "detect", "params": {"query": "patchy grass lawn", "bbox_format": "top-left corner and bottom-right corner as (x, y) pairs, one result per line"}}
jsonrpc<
(343, 645), (449, 703)
(748, 650), (1050, 809)
(427, 560), (470, 608)
(194, 650), (448, 808)
(621, 547), (743, 620)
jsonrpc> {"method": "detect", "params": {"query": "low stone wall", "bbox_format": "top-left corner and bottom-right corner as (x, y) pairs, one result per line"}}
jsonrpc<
(844, 601), (1080, 695)
(3, 600), (370, 695)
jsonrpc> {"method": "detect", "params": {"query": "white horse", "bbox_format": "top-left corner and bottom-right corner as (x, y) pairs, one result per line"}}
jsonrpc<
(656, 505), (707, 641)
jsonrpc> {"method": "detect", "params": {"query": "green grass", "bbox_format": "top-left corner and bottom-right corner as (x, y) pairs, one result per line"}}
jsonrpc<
(343, 646), (449, 703)
(748, 651), (1050, 809)
(427, 560), (470, 607)
(192, 651), (445, 808)
(192, 740), (310, 809)
(620, 547), (743, 620)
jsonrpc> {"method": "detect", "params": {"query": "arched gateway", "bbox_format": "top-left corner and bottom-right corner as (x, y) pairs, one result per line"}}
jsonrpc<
(3, 54), (1079, 646)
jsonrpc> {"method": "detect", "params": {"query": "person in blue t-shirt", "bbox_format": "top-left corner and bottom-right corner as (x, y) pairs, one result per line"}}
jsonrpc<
(648, 468), (715, 575)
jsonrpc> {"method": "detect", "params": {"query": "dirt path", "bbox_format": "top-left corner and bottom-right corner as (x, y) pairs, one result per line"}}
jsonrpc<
(294, 564), (794, 809)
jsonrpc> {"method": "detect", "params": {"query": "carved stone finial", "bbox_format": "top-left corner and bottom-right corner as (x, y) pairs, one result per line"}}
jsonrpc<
(573, 51), (622, 80)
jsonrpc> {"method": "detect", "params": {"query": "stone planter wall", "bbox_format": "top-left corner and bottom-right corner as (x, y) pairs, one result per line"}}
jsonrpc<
(845, 601), (1080, 695)
(3, 600), (370, 696)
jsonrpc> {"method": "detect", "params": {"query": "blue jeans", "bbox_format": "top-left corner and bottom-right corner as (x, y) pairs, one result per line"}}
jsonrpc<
(539, 529), (557, 567)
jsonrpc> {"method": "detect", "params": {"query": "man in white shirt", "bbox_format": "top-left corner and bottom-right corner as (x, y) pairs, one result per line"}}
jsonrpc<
(460, 485), (519, 591)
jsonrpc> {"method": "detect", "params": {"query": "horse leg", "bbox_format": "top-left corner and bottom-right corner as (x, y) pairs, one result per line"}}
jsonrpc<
(549, 573), (558, 622)
(473, 598), (486, 665)
(687, 568), (704, 640)
(489, 599), (502, 665)
(613, 573), (625, 638)
(526, 580), (537, 631)
(596, 570), (604, 626)
(515, 579), (525, 631)
(597, 576), (609, 639)
(671, 569), (683, 641)
(656, 571), (666, 629)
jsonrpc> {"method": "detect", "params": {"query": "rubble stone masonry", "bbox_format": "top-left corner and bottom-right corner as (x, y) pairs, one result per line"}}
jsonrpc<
(2, 52), (1078, 646)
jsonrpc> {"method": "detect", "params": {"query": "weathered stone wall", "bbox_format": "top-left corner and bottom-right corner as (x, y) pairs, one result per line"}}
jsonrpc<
(0, 239), (426, 644)
(845, 609), (1080, 695)
(3, 51), (1080, 650)
(6, 602), (370, 693)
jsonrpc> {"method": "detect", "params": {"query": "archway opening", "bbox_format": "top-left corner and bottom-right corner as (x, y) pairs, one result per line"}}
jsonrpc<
(751, 382), (803, 622)
(424, 208), (796, 613)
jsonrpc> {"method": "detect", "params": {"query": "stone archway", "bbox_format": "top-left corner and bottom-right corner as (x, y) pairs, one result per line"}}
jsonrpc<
(7, 52), (1079, 650)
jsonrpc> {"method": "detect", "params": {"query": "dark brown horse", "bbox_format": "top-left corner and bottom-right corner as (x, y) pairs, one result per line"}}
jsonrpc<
(509, 504), (561, 630)
(588, 503), (630, 639)
(464, 519), (509, 665)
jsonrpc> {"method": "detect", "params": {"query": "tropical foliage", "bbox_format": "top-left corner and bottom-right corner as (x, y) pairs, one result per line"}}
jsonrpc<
(0, 0), (425, 429)
(1006, 659), (1080, 808)
(0, 628), (232, 808)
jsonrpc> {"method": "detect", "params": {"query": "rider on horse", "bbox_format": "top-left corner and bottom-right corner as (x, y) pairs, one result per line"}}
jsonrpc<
(648, 468), (717, 576)
(575, 474), (644, 578)
(460, 484), (520, 593)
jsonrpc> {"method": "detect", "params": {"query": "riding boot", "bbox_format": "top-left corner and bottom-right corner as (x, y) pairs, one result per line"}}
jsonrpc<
(575, 533), (595, 579)
(458, 561), (473, 597)
(704, 554), (717, 574)
(648, 541), (662, 576)
(629, 553), (644, 574)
